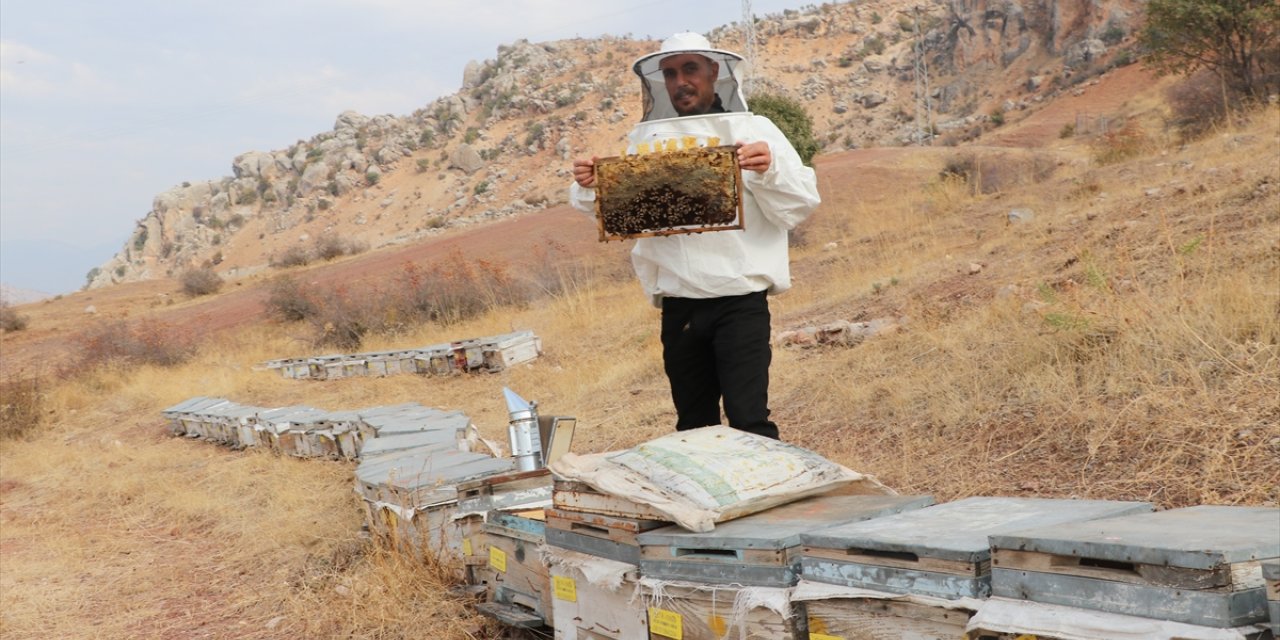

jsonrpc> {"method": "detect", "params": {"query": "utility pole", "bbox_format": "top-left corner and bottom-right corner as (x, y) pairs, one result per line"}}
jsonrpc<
(741, 0), (757, 95)
(908, 5), (934, 145)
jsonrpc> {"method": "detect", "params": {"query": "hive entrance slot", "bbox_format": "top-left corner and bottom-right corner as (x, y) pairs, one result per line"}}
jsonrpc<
(674, 548), (740, 559)
(849, 548), (920, 563)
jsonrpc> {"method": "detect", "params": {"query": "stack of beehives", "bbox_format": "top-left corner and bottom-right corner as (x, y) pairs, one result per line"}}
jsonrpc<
(161, 399), (480, 461)
(260, 329), (542, 380)
(162, 398), (1280, 639)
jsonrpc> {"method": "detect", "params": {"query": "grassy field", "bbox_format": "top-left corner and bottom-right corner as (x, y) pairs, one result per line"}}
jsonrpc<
(1, 104), (1277, 638)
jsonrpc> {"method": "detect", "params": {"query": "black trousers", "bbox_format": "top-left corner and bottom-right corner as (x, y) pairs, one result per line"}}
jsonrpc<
(660, 291), (779, 440)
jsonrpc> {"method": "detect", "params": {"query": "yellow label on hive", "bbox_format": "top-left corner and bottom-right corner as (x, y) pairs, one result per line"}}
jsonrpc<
(682, 136), (697, 149)
(707, 136), (721, 147)
(553, 576), (577, 602)
(648, 607), (683, 639)
(489, 546), (507, 573)
(1014, 636), (1039, 640)
(462, 537), (472, 556)
(810, 634), (845, 640)
(637, 142), (651, 155)
(665, 138), (679, 153)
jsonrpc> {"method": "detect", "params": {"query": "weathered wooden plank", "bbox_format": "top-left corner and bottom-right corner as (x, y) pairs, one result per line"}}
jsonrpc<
(800, 556), (994, 599)
(804, 546), (985, 576)
(552, 481), (671, 520)
(805, 598), (970, 639)
(992, 548), (1236, 590)
(991, 567), (1269, 628)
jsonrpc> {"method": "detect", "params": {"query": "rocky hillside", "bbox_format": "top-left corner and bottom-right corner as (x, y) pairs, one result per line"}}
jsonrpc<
(89, 0), (1143, 289)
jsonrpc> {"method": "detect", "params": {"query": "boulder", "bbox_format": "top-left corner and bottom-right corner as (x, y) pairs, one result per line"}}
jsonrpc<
(334, 110), (369, 131)
(449, 144), (484, 175)
(462, 60), (485, 89)
(299, 161), (331, 195)
(232, 151), (275, 179)
(1065, 38), (1106, 68)
(861, 93), (888, 108)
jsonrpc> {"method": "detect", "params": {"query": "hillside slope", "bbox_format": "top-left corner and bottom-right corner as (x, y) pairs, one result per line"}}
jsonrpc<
(84, 0), (1144, 291)
(2, 63), (1276, 640)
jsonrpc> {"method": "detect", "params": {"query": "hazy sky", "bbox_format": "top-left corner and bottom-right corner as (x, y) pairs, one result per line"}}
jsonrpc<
(0, 0), (809, 295)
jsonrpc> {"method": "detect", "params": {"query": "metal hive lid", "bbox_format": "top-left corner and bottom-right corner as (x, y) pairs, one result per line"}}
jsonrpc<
(638, 494), (935, 551)
(990, 504), (1280, 569)
(800, 497), (1155, 563)
(359, 430), (463, 456)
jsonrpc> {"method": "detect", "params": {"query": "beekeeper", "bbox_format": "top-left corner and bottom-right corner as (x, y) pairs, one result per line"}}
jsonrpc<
(569, 33), (821, 440)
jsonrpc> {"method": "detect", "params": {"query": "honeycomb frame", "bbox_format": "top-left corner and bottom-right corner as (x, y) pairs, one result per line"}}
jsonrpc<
(593, 145), (743, 242)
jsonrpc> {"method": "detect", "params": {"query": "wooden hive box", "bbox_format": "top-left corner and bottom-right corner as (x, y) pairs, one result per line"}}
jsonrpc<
(799, 497), (1154, 600)
(593, 144), (742, 241)
(551, 480), (672, 521)
(638, 494), (935, 588)
(546, 547), (647, 640)
(989, 505), (1280, 628)
(363, 351), (398, 376)
(481, 330), (542, 372)
(457, 468), (553, 516)
(1263, 559), (1279, 637)
(546, 507), (669, 566)
(793, 580), (981, 640)
(476, 509), (554, 630)
(642, 581), (805, 640)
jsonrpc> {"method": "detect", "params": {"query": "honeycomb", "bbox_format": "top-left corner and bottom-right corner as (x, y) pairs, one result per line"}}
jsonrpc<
(593, 144), (742, 241)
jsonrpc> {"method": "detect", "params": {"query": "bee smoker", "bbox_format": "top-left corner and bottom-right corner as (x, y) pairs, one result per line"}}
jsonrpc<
(503, 387), (542, 472)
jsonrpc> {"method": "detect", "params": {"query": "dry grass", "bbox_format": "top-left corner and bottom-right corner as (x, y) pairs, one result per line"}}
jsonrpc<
(1, 104), (1276, 639)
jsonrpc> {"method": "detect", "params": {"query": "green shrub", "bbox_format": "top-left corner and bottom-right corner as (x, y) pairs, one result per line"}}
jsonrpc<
(474, 180), (491, 195)
(746, 92), (820, 166)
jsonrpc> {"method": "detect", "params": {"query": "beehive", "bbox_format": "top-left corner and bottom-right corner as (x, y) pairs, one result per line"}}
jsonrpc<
(794, 580), (979, 640)
(593, 144), (742, 241)
(799, 497), (1154, 600)
(546, 548), (647, 640)
(989, 505), (1280, 628)
(546, 507), (668, 565)
(638, 494), (935, 588)
(475, 510), (554, 629)
(642, 581), (805, 640)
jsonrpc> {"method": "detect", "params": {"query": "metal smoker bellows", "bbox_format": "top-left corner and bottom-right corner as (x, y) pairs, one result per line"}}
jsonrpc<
(503, 387), (542, 472)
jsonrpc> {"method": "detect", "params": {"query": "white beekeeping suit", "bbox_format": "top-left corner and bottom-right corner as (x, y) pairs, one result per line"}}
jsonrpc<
(570, 32), (820, 307)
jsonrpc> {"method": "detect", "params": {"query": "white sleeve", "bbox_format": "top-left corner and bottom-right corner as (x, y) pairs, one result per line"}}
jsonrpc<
(741, 115), (821, 230)
(568, 181), (596, 216)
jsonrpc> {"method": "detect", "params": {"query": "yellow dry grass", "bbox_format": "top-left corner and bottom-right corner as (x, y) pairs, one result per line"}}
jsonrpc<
(2, 105), (1277, 639)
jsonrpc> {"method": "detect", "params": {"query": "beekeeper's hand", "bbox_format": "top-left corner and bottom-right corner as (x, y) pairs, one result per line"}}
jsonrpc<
(572, 157), (598, 188)
(736, 141), (772, 173)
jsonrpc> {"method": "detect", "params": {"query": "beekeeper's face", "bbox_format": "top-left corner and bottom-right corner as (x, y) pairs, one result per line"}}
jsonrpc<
(659, 53), (719, 116)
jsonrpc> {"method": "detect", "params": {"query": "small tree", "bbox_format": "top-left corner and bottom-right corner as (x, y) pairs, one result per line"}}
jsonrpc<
(1139, 0), (1280, 98)
(746, 92), (820, 166)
